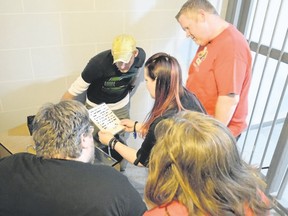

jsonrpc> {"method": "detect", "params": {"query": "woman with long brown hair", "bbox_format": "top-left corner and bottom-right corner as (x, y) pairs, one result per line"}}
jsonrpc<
(98, 52), (205, 167)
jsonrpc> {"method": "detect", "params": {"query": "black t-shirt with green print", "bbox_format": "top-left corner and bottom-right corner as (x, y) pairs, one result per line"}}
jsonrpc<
(82, 48), (146, 104)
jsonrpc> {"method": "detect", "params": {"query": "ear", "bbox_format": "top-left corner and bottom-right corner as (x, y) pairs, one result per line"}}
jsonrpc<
(80, 133), (89, 149)
(197, 9), (206, 21)
(134, 49), (139, 58)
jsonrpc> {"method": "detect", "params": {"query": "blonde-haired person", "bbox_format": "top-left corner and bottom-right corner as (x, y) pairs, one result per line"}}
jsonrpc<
(144, 111), (270, 216)
(61, 34), (146, 171)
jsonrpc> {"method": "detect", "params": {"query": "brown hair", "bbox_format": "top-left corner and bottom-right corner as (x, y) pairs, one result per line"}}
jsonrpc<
(145, 111), (270, 215)
(141, 52), (185, 136)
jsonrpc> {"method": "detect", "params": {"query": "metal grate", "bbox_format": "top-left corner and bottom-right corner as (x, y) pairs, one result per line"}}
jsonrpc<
(225, 0), (288, 214)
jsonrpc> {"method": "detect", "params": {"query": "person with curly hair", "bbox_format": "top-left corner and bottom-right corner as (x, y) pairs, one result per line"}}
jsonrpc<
(0, 100), (147, 216)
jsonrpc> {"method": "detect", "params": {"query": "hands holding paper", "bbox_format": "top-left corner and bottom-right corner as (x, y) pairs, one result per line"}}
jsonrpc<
(121, 119), (142, 133)
(98, 121), (140, 166)
(98, 130), (114, 146)
(98, 119), (143, 145)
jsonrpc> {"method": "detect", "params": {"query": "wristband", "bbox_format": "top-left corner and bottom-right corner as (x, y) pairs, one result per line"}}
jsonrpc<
(108, 137), (116, 149)
(133, 121), (138, 139)
(112, 139), (118, 150)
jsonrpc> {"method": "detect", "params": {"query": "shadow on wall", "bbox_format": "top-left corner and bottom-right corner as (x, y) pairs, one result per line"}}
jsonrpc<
(74, 91), (86, 104)
(0, 77), (70, 132)
(1, 0), (192, 132)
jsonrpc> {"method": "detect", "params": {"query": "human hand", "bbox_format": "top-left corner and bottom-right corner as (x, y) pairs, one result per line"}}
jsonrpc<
(98, 131), (114, 146)
(120, 119), (135, 132)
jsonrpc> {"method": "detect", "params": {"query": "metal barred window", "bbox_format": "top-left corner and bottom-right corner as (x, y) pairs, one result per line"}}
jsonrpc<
(224, 0), (288, 215)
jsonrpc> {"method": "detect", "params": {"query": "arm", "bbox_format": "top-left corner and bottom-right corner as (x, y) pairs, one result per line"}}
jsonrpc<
(214, 94), (239, 126)
(61, 91), (76, 100)
(98, 131), (144, 166)
(121, 119), (143, 133)
(113, 141), (142, 166)
(61, 76), (90, 101)
(99, 117), (159, 167)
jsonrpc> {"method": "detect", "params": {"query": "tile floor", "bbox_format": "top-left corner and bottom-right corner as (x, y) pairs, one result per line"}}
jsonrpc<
(122, 162), (148, 198)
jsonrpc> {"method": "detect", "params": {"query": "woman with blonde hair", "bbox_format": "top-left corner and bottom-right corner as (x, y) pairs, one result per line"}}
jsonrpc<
(144, 111), (270, 216)
(98, 52), (205, 167)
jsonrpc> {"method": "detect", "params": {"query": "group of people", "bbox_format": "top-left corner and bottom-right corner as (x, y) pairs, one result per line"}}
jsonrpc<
(0, 0), (270, 215)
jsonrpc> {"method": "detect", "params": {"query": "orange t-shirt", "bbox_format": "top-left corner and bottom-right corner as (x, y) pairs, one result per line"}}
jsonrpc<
(186, 25), (252, 137)
(143, 201), (188, 216)
(244, 190), (270, 216)
(144, 192), (270, 216)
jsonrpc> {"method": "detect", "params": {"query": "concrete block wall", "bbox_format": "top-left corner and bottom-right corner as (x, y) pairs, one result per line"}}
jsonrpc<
(0, 0), (203, 134)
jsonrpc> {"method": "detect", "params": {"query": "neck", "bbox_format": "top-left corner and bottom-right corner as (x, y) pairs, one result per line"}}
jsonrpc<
(209, 15), (229, 40)
(50, 154), (92, 164)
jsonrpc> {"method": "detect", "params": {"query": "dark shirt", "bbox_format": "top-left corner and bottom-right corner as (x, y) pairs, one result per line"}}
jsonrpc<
(135, 89), (206, 166)
(0, 153), (147, 216)
(82, 48), (146, 104)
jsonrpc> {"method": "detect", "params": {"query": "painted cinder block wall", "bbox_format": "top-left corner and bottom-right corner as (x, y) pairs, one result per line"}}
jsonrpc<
(0, 0), (223, 149)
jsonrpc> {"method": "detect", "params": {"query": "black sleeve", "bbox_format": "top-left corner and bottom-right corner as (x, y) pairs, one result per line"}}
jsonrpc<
(183, 88), (207, 114)
(121, 176), (147, 216)
(90, 167), (147, 216)
(134, 47), (146, 68)
(134, 117), (163, 167)
(81, 50), (111, 83)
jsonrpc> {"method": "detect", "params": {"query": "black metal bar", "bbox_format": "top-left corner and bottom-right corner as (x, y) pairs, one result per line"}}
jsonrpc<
(250, 42), (288, 64)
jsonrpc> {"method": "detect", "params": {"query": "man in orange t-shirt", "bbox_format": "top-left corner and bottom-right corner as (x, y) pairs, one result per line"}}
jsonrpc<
(176, 0), (252, 138)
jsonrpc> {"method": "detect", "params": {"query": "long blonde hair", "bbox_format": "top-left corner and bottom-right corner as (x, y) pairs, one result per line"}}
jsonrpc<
(145, 111), (270, 215)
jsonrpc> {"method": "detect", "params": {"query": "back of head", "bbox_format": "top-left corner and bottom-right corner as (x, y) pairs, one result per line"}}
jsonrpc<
(32, 100), (90, 159)
(144, 52), (183, 102)
(145, 111), (268, 215)
(141, 52), (184, 134)
(175, 0), (218, 20)
(112, 34), (137, 63)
